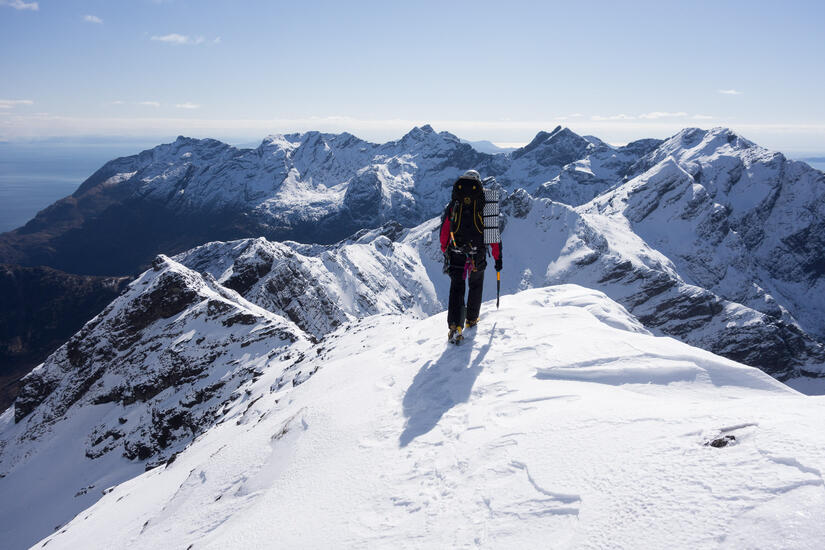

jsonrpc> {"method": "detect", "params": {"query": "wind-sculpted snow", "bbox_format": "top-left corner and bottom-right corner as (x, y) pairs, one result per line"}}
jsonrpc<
(4, 124), (825, 548)
(0, 256), (311, 549)
(28, 286), (825, 550)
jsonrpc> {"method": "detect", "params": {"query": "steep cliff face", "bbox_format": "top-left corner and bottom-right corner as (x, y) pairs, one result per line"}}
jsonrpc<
(0, 256), (319, 548)
(584, 128), (825, 342)
(5, 255), (309, 459)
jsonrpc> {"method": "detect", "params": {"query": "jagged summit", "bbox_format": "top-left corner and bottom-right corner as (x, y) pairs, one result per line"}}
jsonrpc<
(17, 285), (825, 549)
(396, 124), (464, 147)
(509, 127), (597, 179)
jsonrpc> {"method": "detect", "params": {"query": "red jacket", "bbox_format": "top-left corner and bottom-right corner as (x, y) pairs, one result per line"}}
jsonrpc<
(439, 215), (501, 260)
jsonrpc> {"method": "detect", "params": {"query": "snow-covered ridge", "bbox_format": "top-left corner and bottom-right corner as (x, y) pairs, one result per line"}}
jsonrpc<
(26, 286), (825, 549)
(0, 255), (312, 549)
(173, 231), (440, 339)
(589, 127), (825, 344)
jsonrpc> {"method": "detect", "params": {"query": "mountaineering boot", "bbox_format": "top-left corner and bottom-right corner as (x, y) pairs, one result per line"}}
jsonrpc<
(465, 318), (479, 329)
(448, 324), (464, 345)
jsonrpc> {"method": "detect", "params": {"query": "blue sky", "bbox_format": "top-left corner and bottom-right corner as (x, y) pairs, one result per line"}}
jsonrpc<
(2, 0), (824, 152)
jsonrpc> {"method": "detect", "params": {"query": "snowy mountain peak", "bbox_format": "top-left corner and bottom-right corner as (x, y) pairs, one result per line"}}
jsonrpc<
(653, 126), (760, 163)
(397, 124), (462, 147)
(512, 126), (592, 164)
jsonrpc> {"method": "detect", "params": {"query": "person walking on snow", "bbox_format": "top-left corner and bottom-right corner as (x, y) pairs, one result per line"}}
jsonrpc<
(439, 169), (502, 343)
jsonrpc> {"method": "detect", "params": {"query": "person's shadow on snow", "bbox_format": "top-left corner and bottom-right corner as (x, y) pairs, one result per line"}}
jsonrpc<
(399, 324), (496, 447)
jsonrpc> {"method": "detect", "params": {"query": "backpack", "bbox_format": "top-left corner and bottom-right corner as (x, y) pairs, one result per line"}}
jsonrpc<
(448, 177), (486, 247)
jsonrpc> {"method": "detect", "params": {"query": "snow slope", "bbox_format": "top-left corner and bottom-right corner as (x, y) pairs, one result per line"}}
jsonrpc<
(0, 255), (310, 549)
(30, 286), (825, 549)
(404, 191), (825, 380)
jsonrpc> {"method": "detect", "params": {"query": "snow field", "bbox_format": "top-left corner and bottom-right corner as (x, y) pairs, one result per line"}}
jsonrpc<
(37, 285), (825, 549)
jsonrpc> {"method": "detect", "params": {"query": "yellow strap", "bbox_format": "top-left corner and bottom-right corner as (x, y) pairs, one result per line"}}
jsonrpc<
(497, 271), (501, 281)
(473, 200), (483, 233)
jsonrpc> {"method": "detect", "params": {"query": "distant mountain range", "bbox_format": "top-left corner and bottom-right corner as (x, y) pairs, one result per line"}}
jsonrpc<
(0, 125), (662, 276)
(0, 125), (823, 413)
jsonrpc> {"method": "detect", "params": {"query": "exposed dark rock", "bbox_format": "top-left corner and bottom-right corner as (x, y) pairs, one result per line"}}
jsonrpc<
(122, 266), (199, 331)
(705, 435), (736, 448)
(13, 371), (60, 423)
(222, 312), (258, 327)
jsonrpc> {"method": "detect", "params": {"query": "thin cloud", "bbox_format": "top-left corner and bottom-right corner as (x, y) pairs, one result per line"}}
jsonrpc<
(1, 0), (39, 10)
(591, 114), (636, 121)
(83, 14), (103, 24)
(639, 112), (688, 119)
(0, 99), (34, 109)
(151, 33), (206, 45)
(110, 100), (126, 105)
(176, 102), (200, 110)
(718, 89), (743, 95)
(213, 37), (222, 44)
(3, 114), (825, 147)
(138, 101), (161, 107)
(556, 113), (584, 121)
(693, 114), (714, 120)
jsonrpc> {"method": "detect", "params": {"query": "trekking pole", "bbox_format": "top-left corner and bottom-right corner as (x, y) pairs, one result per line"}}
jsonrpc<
(496, 270), (501, 309)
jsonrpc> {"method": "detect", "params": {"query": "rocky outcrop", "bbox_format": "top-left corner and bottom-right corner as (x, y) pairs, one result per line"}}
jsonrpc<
(5, 256), (308, 468)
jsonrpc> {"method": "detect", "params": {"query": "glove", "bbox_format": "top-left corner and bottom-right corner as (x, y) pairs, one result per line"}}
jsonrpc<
(495, 258), (502, 272)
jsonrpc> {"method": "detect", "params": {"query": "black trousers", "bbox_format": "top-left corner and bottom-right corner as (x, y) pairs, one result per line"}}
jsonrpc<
(448, 267), (485, 327)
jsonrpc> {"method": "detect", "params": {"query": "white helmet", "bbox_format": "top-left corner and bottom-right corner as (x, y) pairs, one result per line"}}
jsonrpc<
(462, 169), (481, 181)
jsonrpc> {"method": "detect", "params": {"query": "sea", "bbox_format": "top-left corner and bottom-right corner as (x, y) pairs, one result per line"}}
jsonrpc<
(0, 141), (160, 233)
